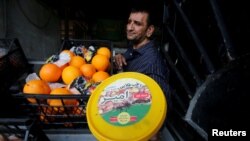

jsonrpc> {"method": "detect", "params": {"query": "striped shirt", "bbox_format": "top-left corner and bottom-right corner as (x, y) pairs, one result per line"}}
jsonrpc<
(123, 41), (171, 106)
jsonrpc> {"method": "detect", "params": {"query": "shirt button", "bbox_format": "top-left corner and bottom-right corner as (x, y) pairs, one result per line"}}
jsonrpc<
(130, 53), (133, 56)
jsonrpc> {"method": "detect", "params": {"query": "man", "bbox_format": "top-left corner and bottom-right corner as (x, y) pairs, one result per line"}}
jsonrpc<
(114, 6), (171, 141)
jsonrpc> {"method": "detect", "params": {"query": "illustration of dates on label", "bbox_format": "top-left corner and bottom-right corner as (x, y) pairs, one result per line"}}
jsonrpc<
(98, 78), (152, 126)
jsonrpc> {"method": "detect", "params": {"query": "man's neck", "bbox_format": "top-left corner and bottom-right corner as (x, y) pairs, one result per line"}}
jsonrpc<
(133, 39), (150, 49)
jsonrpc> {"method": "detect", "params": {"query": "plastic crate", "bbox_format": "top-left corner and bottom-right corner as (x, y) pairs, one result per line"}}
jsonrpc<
(0, 117), (49, 141)
(11, 93), (89, 130)
(9, 39), (114, 130)
(9, 63), (90, 129)
(0, 38), (30, 87)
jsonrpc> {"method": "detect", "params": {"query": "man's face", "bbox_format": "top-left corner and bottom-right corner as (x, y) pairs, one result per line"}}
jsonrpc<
(126, 12), (149, 43)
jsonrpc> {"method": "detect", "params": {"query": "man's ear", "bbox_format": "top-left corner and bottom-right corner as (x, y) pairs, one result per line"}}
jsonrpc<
(146, 25), (155, 38)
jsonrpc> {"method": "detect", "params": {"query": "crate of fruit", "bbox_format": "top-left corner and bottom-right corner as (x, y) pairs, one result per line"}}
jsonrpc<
(11, 39), (113, 129)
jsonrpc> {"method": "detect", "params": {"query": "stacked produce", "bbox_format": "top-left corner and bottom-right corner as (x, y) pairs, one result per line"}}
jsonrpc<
(22, 45), (112, 121)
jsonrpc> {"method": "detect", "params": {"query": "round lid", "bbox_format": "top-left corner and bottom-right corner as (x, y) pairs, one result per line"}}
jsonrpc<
(86, 72), (167, 141)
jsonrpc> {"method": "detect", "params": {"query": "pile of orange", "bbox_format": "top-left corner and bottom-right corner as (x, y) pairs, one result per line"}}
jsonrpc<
(90, 47), (111, 82)
(24, 46), (112, 91)
(22, 46), (112, 118)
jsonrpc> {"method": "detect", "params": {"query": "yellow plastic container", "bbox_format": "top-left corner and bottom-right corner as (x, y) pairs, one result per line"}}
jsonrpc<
(86, 72), (167, 141)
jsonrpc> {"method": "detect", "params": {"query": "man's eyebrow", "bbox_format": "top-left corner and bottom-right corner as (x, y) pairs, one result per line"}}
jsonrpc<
(128, 18), (142, 24)
(134, 20), (142, 25)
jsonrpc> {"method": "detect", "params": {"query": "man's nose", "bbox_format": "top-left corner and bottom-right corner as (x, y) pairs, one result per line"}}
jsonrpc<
(127, 23), (134, 30)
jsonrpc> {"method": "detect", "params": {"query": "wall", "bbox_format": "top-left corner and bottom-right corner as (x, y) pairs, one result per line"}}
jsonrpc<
(0, 0), (60, 60)
(0, 0), (7, 38)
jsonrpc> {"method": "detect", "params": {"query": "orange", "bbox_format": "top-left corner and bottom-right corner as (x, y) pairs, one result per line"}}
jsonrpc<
(50, 87), (71, 94)
(80, 64), (96, 79)
(69, 56), (86, 68)
(91, 54), (110, 71)
(92, 71), (110, 83)
(97, 47), (111, 59)
(23, 79), (51, 103)
(62, 66), (82, 84)
(72, 106), (85, 115)
(39, 107), (55, 123)
(39, 63), (62, 82)
(48, 87), (78, 112)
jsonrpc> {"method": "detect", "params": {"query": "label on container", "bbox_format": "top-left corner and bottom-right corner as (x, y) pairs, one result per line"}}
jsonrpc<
(98, 78), (152, 126)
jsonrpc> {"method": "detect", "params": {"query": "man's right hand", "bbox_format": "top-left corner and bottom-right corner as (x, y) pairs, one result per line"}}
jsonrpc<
(114, 54), (127, 70)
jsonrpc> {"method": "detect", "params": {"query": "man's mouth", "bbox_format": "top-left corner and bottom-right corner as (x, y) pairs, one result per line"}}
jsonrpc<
(127, 32), (135, 36)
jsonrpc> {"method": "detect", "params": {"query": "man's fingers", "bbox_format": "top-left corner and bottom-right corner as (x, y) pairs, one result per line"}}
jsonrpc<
(122, 57), (127, 65)
(114, 54), (126, 68)
(114, 55), (122, 67)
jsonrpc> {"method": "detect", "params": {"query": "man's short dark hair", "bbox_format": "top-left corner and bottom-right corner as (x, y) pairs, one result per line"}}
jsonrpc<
(129, 0), (163, 27)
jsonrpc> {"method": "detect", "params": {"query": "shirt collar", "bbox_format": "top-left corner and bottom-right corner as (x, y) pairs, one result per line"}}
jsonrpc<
(130, 40), (154, 55)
